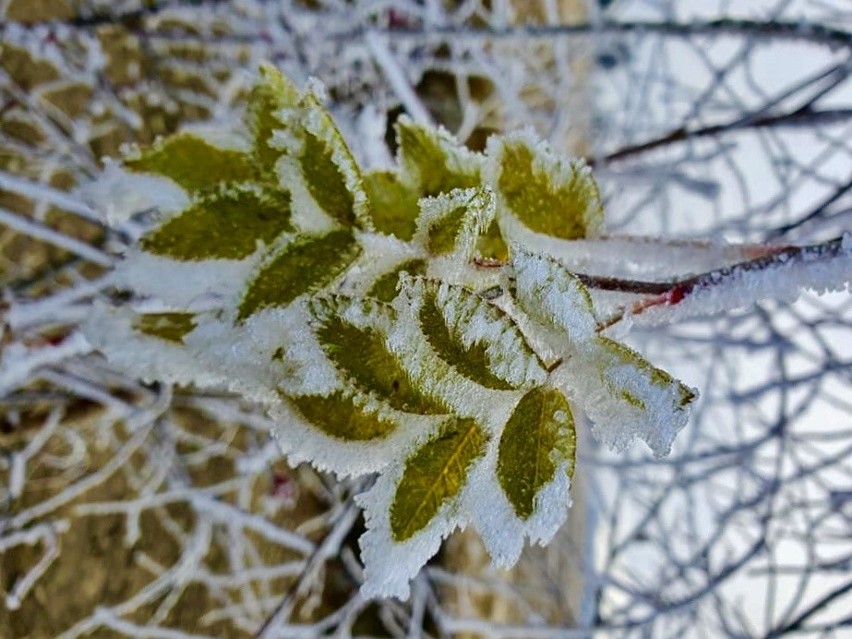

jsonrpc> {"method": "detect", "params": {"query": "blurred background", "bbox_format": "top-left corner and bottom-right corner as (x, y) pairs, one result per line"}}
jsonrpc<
(1, 1), (850, 637)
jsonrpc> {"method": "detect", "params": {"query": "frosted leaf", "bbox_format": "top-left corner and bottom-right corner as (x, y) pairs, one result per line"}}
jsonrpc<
(390, 416), (488, 541)
(268, 392), (442, 477)
(237, 228), (361, 320)
(287, 390), (398, 441)
(140, 183), (292, 261)
(486, 130), (603, 241)
(395, 116), (484, 196)
(405, 277), (547, 391)
(413, 187), (496, 261)
(78, 161), (190, 225)
(558, 337), (697, 457)
(247, 63), (300, 172)
(309, 295), (447, 415)
(496, 386), (576, 520)
(468, 447), (573, 568)
(363, 169), (420, 241)
(273, 88), (370, 230)
(357, 416), (487, 599)
(82, 306), (226, 389)
(124, 132), (257, 193)
(511, 249), (597, 342)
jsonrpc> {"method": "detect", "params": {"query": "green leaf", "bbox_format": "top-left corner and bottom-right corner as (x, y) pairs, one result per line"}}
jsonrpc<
(237, 228), (360, 320)
(367, 258), (427, 303)
(289, 390), (397, 441)
(312, 298), (446, 414)
(396, 117), (482, 197)
(247, 64), (299, 172)
(497, 387), (576, 520)
(390, 417), (487, 541)
(363, 170), (420, 240)
(141, 184), (292, 260)
(417, 282), (541, 391)
(126, 132), (257, 192)
(133, 312), (197, 344)
(490, 134), (603, 240)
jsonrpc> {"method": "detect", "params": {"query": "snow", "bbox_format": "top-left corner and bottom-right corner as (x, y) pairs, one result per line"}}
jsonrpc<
(109, 248), (259, 310)
(78, 161), (190, 226)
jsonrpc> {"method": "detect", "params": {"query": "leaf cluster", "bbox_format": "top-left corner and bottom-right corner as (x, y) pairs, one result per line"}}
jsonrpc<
(86, 65), (695, 599)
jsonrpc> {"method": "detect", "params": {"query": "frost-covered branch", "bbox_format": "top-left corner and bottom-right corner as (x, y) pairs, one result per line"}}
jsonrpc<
(582, 236), (852, 327)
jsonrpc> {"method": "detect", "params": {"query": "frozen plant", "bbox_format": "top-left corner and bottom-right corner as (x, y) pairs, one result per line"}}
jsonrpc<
(80, 65), (850, 601)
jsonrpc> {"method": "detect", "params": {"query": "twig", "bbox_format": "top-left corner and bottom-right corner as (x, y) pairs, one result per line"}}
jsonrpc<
(597, 108), (852, 165)
(581, 237), (850, 328)
(0, 206), (112, 267)
(365, 30), (435, 126)
(369, 19), (852, 49)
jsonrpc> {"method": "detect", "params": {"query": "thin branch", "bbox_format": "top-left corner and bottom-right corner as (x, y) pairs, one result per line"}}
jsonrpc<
(371, 19), (852, 49)
(581, 237), (844, 294)
(770, 178), (852, 238)
(585, 236), (850, 328)
(597, 108), (852, 165)
(766, 580), (852, 637)
(0, 206), (112, 267)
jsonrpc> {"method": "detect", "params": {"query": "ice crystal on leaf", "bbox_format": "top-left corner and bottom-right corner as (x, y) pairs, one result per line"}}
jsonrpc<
(83, 65), (697, 599)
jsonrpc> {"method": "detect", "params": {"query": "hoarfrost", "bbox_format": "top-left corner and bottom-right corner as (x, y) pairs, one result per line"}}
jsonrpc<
(78, 162), (190, 226)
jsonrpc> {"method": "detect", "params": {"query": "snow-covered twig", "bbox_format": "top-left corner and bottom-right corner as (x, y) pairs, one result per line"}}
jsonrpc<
(585, 236), (852, 328)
